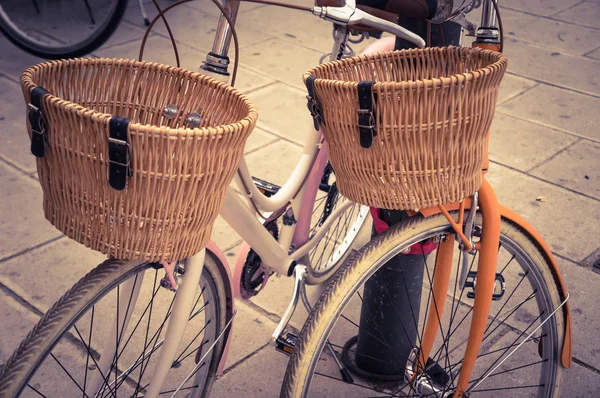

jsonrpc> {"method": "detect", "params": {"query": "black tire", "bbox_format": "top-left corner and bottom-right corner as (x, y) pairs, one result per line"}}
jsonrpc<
(283, 213), (565, 397)
(0, 256), (228, 397)
(0, 0), (128, 59)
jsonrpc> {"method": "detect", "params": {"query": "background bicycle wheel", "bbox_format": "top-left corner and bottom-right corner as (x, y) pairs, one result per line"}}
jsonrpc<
(0, 0), (598, 396)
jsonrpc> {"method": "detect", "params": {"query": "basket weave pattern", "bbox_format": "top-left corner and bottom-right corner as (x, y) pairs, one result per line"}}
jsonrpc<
(21, 58), (257, 261)
(305, 47), (507, 210)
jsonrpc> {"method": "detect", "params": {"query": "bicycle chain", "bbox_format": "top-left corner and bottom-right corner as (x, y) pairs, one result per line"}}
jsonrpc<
(241, 220), (279, 296)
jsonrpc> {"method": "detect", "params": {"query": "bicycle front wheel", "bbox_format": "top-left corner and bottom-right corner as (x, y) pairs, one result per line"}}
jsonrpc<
(0, 255), (227, 397)
(283, 213), (565, 397)
(0, 0), (127, 59)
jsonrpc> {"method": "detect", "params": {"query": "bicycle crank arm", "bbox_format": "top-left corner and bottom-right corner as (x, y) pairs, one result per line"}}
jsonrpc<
(271, 265), (307, 343)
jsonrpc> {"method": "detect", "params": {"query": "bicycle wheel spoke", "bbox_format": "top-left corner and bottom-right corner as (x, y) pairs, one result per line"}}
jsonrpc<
(482, 291), (537, 344)
(73, 325), (116, 398)
(49, 353), (88, 397)
(135, 269), (159, 396)
(465, 311), (545, 391)
(27, 384), (47, 397)
(482, 269), (528, 336)
(83, 305), (95, 396)
(173, 320), (211, 365)
(477, 359), (546, 380)
(470, 384), (544, 393)
(314, 371), (396, 396)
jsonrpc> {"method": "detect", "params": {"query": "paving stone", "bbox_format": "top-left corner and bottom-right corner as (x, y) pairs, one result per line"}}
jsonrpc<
(211, 215), (243, 253)
(0, 36), (46, 82)
(561, 362), (600, 398)
(488, 113), (579, 171)
(244, 126), (280, 154)
(502, 38), (600, 96)
(94, 35), (275, 93)
(248, 83), (314, 145)
(101, 19), (154, 50)
(500, 9), (600, 55)
(244, 140), (303, 187)
(530, 140), (600, 199)
(557, 257), (600, 366)
(498, 83), (600, 141)
(236, 5), (346, 54)
(223, 299), (277, 369)
(552, 1), (600, 29)
(179, 0), (264, 18)
(501, 0), (582, 16)
(586, 46), (600, 61)
(241, 38), (325, 89)
(211, 345), (289, 397)
(0, 293), (39, 365)
(125, 3), (272, 52)
(0, 163), (61, 259)
(485, 163), (600, 262)
(0, 76), (37, 173)
(0, 238), (106, 312)
(496, 74), (538, 105)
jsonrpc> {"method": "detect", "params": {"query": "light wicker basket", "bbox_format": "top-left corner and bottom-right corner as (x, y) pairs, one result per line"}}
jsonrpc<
(304, 46), (507, 210)
(21, 58), (257, 262)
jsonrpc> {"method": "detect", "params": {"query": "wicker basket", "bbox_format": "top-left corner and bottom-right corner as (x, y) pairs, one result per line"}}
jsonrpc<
(304, 46), (507, 210)
(21, 58), (257, 261)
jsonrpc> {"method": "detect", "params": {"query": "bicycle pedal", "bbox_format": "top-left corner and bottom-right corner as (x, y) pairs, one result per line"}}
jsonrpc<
(252, 176), (280, 197)
(465, 271), (506, 301)
(275, 332), (298, 356)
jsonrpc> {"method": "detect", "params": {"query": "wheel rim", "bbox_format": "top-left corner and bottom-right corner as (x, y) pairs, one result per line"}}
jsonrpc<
(14, 262), (222, 397)
(308, 181), (369, 279)
(0, 0), (119, 55)
(301, 222), (559, 397)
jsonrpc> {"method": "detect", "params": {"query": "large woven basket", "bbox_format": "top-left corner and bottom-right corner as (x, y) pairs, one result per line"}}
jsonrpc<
(304, 46), (507, 210)
(21, 58), (257, 261)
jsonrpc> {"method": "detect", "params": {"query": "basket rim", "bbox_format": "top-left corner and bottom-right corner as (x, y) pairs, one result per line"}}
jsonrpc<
(303, 46), (507, 89)
(20, 57), (258, 136)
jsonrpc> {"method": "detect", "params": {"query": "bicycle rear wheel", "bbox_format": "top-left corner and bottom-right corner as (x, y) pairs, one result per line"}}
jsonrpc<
(283, 213), (565, 397)
(0, 255), (227, 397)
(0, 0), (127, 59)
(306, 162), (370, 284)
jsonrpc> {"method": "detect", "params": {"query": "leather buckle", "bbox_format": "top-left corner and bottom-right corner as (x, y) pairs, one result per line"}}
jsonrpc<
(306, 95), (325, 130)
(108, 116), (131, 190)
(28, 87), (50, 158)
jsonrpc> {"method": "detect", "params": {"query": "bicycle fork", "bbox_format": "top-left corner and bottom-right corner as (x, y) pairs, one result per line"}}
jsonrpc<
(414, 179), (500, 397)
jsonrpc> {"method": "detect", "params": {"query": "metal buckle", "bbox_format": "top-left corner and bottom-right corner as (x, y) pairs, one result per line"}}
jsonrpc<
(306, 95), (325, 126)
(108, 137), (131, 172)
(357, 108), (376, 129)
(28, 103), (46, 138)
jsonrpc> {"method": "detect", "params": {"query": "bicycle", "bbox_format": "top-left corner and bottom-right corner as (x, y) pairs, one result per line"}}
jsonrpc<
(0, 1), (573, 398)
(281, 2), (573, 398)
(0, 0), (378, 396)
(0, 0), (128, 59)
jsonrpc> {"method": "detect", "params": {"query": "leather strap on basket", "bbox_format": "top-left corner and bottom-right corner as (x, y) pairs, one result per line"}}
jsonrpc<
(306, 75), (325, 131)
(357, 81), (377, 149)
(28, 87), (50, 158)
(108, 116), (131, 191)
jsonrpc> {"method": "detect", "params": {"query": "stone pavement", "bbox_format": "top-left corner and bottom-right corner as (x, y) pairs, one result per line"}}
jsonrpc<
(1, 0), (599, 396)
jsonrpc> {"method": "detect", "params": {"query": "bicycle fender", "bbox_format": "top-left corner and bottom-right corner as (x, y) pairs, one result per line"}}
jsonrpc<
(420, 203), (572, 368)
(206, 241), (236, 376)
(498, 205), (572, 369)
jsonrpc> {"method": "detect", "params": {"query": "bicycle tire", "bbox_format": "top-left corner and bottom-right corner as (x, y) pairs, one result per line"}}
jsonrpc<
(0, 0), (128, 59)
(0, 255), (227, 397)
(282, 212), (565, 397)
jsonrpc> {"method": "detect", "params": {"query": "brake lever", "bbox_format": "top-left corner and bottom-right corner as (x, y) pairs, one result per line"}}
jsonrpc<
(313, 1), (426, 49)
